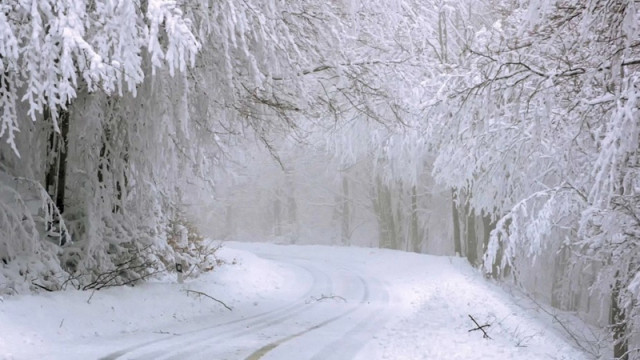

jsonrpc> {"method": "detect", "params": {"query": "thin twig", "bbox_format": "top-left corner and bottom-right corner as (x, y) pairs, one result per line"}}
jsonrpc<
(185, 289), (232, 311)
(153, 330), (180, 335)
(306, 294), (347, 304)
(468, 315), (492, 339)
(31, 282), (53, 292)
(87, 290), (96, 304)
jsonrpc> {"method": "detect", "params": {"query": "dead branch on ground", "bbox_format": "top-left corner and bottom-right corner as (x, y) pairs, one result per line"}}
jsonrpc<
(468, 314), (492, 339)
(184, 289), (232, 311)
(305, 294), (347, 304)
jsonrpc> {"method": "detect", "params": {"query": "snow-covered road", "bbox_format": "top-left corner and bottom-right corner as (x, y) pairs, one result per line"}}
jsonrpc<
(102, 249), (392, 360)
(1, 242), (592, 359)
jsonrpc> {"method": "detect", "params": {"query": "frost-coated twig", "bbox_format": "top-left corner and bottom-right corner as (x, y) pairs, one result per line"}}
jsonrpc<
(183, 242), (223, 280)
(185, 289), (232, 311)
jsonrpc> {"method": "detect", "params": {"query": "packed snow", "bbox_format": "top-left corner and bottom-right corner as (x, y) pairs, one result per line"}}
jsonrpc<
(1, 242), (591, 359)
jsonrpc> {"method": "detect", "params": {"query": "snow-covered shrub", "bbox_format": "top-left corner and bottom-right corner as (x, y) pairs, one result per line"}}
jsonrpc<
(0, 169), (70, 294)
(166, 214), (221, 279)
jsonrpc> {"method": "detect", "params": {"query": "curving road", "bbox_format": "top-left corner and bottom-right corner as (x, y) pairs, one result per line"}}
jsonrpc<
(100, 247), (392, 360)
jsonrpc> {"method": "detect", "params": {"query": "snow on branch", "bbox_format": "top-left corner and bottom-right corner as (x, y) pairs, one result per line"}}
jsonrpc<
(0, 0), (202, 156)
(147, 0), (201, 77)
(483, 186), (584, 274)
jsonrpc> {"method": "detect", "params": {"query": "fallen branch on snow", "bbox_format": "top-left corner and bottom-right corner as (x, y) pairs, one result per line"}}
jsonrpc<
(305, 294), (347, 304)
(468, 314), (492, 339)
(153, 330), (180, 335)
(184, 289), (232, 311)
(32, 282), (53, 292)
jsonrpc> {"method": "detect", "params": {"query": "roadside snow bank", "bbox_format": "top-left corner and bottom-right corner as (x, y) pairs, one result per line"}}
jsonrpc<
(0, 245), (298, 360)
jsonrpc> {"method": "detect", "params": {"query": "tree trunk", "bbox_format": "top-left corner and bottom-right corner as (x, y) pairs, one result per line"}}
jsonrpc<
(97, 121), (128, 214)
(44, 106), (70, 245)
(452, 189), (461, 256)
(466, 208), (477, 265)
(481, 213), (493, 252)
(56, 110), (70, 212)
(45, 107), (70, 213)
(287, 193), (297, 239)
(341, 175), (350, 245)
(482, 213), (499, 276)
(551, 246), (567, 309)
(225, 204), (234, 239)
(611, 274), (628, 360)
(283, 169), (297, 242)
(374, 178), (396, 249)
(273, 193), (282, 236)
(410, 185), (421, 253)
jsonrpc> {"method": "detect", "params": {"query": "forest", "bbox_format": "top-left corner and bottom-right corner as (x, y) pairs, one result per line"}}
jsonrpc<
(0, 0), (639, 358)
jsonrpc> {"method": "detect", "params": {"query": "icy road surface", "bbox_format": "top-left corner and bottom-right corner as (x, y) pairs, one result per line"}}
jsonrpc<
(1, 242), (590, 359)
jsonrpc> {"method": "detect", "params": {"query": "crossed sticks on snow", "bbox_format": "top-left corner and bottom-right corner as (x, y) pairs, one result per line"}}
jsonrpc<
(468, 314), (492, 339)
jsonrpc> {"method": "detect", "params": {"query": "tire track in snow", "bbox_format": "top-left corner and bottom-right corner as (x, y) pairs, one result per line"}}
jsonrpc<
(161, 257), (347, 359)
(243, 275), (369, 360)
(309, 278), (390, 360)
(99, 258), (331, 360)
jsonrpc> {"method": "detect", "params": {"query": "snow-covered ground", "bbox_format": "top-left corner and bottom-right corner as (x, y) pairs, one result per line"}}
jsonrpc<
(1, 242), (592, 359)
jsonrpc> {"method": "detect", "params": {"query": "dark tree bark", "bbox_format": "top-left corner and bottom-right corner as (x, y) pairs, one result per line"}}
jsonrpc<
(45, 107), (70, 213)
(97, 122), (127, 214)
(44, 105), (70, 245)
(611, 274), (628, 360)
(56, 110), (70, 212)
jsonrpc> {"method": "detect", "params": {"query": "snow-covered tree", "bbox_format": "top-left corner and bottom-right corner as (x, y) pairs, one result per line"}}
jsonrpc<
(0, 0), (456, 292)
(0, 0), (202, 291)
(425, 0), (640, 357)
